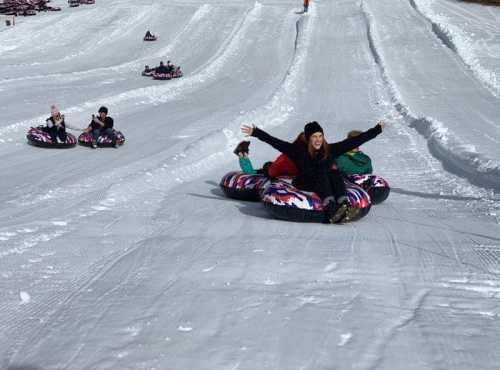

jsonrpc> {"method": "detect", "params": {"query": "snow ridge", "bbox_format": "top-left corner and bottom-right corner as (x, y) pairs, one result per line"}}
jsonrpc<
(410, 0), (500, 98)
(362, 1), (500, 191)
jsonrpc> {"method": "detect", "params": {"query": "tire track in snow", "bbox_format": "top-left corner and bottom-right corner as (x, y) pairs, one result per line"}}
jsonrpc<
(361, 1), (500, 192)
(358, 289), (430, 370)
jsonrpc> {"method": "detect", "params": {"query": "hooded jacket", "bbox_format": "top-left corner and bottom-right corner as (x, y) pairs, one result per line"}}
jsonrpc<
(335, 150), (373, 175)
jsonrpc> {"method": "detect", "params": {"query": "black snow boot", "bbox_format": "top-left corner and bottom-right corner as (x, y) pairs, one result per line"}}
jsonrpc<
(325, 196), (350, 224)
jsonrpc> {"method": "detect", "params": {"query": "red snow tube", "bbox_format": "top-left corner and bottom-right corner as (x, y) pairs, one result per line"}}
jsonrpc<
(346, 174), (390, 204)
(26, 126), (77, 148)
(261, 180), (371, 223)
(78, 130), (125, 147)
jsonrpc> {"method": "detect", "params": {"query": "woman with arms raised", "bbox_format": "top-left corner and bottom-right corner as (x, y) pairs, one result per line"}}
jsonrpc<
(241, 120), (385, 223)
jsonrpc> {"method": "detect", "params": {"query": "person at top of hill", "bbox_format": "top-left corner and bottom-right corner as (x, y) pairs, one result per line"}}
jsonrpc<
(44, 105), (67, 143)
(145, 30), (154, 38)
(335, 130), (373, 175)
(241, 120), (385, 223)
(83, 106), (117, 149)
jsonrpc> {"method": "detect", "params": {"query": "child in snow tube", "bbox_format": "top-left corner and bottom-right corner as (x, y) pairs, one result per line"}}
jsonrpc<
(80, 106), (124, 148)
(27, 105), (77, 148)
(220, 134), (304, 201)
(142, 65), (155, 76)
(241, 120), (385, 223)
(144, 30), (157, 41)
(335, 130), (390, 204)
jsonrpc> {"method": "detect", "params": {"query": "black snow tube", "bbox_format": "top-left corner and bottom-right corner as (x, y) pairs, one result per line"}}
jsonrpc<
(219, 171), (270, 201)
(261, 180), (372, 223)
(346, 174), (390, 204)
(26, 126), (77, 148)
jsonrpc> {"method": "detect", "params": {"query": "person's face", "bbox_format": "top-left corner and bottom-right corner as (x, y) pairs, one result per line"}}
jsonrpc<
(310, 132), (324, 150)
(99, 111), (107, 120)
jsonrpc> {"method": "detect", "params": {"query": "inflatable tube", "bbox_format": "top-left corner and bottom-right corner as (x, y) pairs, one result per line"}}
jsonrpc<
(143, 36), (157, 42)
(346, 174), (390, 204)
(261, 180), (371, 223)
(26, 126), (77, 148)
(220, 171), (270, 201)
(78, 130), (125, 147)
(152, 72), (171, 80)
(142, 70), (154, 77)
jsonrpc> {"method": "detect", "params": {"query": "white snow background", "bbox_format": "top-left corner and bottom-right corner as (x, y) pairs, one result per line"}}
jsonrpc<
(1, 0), (500, 369)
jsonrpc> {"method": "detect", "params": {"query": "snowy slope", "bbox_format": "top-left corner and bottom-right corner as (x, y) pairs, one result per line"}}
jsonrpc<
(1, 0), (500, 369)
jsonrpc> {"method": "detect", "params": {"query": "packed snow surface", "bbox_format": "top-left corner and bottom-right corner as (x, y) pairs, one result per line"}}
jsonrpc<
(1, 0), (500, 369)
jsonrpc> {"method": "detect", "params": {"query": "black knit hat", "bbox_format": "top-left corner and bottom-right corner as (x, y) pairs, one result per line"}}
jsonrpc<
(304, 121), (323, 141)
(98, 106), (108, 114)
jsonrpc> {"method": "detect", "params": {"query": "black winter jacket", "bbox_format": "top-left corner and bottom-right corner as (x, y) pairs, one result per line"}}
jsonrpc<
(251, 124), (382, 189)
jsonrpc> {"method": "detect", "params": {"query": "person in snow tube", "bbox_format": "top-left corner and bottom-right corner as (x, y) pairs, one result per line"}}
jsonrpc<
(233, 133), (305, 177)
(144, 30), (156, 41)
(335, 130), (390, 204)
(142, 64), (155, 76)
(44, 105), (68, 143)
(241, 120), (385, 223)
(335, 130), (373, 175)
(155, 61), (169, 74)
(83, 106), (118, 148)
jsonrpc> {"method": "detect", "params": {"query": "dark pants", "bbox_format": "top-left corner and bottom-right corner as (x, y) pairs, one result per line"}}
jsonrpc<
(92, 127), (116, 143)
(304, 5), (308, 12)
(294, 168), (347, 202)
(46, 126), (67, 143)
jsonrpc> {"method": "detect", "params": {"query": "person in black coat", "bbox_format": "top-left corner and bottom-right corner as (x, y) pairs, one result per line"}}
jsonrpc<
(83, 106), (117, 148)
(241, 120), (385, 223)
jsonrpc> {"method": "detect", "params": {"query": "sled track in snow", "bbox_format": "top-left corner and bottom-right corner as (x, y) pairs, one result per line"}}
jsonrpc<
(361, 1), (500, 192)
(408, 0), (500, 98)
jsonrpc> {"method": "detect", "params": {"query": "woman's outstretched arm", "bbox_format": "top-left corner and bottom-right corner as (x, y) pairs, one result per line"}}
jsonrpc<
(241, 125), (298, 160)
(329, 121), (385, 157)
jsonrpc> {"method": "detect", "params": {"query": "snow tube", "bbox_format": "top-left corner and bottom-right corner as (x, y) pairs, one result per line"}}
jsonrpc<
(220, 171), (270, 201)
(142, 70), (154, 77)
(26, 126), (77, 148)
(346, 174), (390, 204)
(261, 180), (371, 223)
(171, 69), (183, 78)
(78, 130), (125, 147)
(152, 72), (171, 80)
(143, 36), (157, 42)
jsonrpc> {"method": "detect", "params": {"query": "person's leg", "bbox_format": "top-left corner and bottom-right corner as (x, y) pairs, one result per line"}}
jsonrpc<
(308, 167), (350, 223)
(58, 128), (67, 142)
(48, 126), (58, 143)
(328, 170), (348, 202)
(92, 128), (101, 143)
(103, 128), (117, 145)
